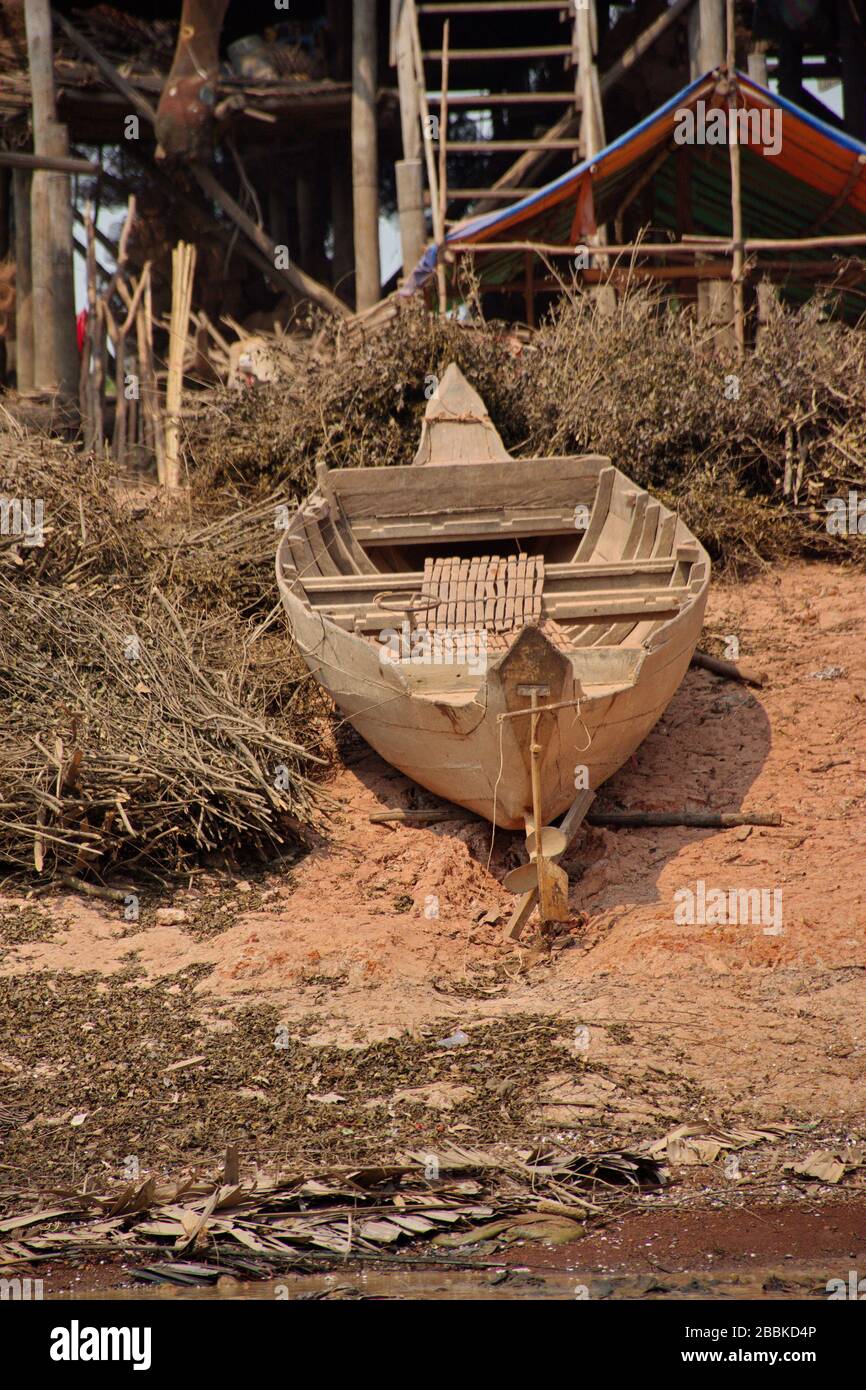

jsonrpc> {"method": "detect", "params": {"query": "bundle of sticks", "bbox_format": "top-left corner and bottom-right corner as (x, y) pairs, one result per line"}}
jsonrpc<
(164, 239), (196, 488)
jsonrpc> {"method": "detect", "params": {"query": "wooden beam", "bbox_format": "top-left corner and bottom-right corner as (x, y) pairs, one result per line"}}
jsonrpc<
(0, 150), (97, 175)
(53, 10), (157, 124)
(447, 233), (866, 255)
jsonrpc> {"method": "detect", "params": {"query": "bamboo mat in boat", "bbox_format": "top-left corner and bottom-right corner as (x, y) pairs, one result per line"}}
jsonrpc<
(421, 555), (544, 645)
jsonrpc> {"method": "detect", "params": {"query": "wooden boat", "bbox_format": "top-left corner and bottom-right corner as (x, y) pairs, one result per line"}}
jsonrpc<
(277, 364), (709, 916)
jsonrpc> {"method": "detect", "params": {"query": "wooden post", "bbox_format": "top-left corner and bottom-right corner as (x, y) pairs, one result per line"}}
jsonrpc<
(840, 0), (866, 142)
(0, 168), (8, 386)
(576, 1), (605, 160)
(436, 19), (450, 315)
(11, 169), (34, 391)
(352, 0), (381, 311)
(394, 0), (426, 277)
(689, 0), (725, 78)
(24, 0), (78, 397)
(747, 42), (769, 87)
(727, 0), (745, 359)
(576, 2), (615, 314)
(139, 267), (165, 481)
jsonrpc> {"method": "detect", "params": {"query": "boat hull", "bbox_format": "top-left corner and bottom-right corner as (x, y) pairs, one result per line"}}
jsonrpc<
(278, 570), (708, 829)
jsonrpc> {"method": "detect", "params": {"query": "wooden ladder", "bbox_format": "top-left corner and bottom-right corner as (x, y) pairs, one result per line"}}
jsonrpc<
(410, 0), (587, 217)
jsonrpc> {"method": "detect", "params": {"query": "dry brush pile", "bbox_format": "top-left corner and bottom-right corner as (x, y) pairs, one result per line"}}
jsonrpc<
(0, 431), (327, 883)
(187, 290), (866, 573)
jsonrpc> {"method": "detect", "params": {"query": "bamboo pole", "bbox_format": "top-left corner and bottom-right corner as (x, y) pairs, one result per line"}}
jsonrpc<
(141, 268), (165, 483)
(436, 18), (450, 315)
(726, 0), (745, 358)
(446, 232), (866, 256)
(164, 241), (196, 490)
(80, 202), (101, 451)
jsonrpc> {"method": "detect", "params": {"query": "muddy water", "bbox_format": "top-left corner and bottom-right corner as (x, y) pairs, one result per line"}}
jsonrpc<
(55, 1266), (829, 1301)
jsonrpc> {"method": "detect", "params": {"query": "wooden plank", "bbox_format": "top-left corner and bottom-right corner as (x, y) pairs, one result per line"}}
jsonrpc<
(303, 510), (341, 576)
(302, 557), (678, 600)
(331, 455), (608, 521)
(544, 588), (689, 620)
(575, 465), (615, 560)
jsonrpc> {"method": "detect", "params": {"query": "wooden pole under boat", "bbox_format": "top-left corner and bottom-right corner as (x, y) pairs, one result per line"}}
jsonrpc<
(525, 689), (569, 924)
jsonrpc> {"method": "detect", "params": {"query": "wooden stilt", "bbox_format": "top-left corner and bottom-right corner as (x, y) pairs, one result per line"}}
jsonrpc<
(80, 202), (101, 450)
(0, 168), (9, 386)
(351, 0), (381, 311)
(12, 168), (34, 391)
(436, 19), (450, 316)
(24, 0), (78, 397)
(840, 0), (866, 141)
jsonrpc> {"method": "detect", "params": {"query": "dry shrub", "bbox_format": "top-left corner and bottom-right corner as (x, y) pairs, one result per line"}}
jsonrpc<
(0, 432), (327, 881)
(185, 300), (530, 495)
(185, 289), (866, 575)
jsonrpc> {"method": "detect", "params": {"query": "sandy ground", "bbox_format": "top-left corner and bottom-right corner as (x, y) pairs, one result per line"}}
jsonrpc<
(1, 559), (865, 1194)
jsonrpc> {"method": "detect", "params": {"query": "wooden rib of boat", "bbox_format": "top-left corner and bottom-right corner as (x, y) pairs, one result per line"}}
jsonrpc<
(276, 363), (710, 861)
